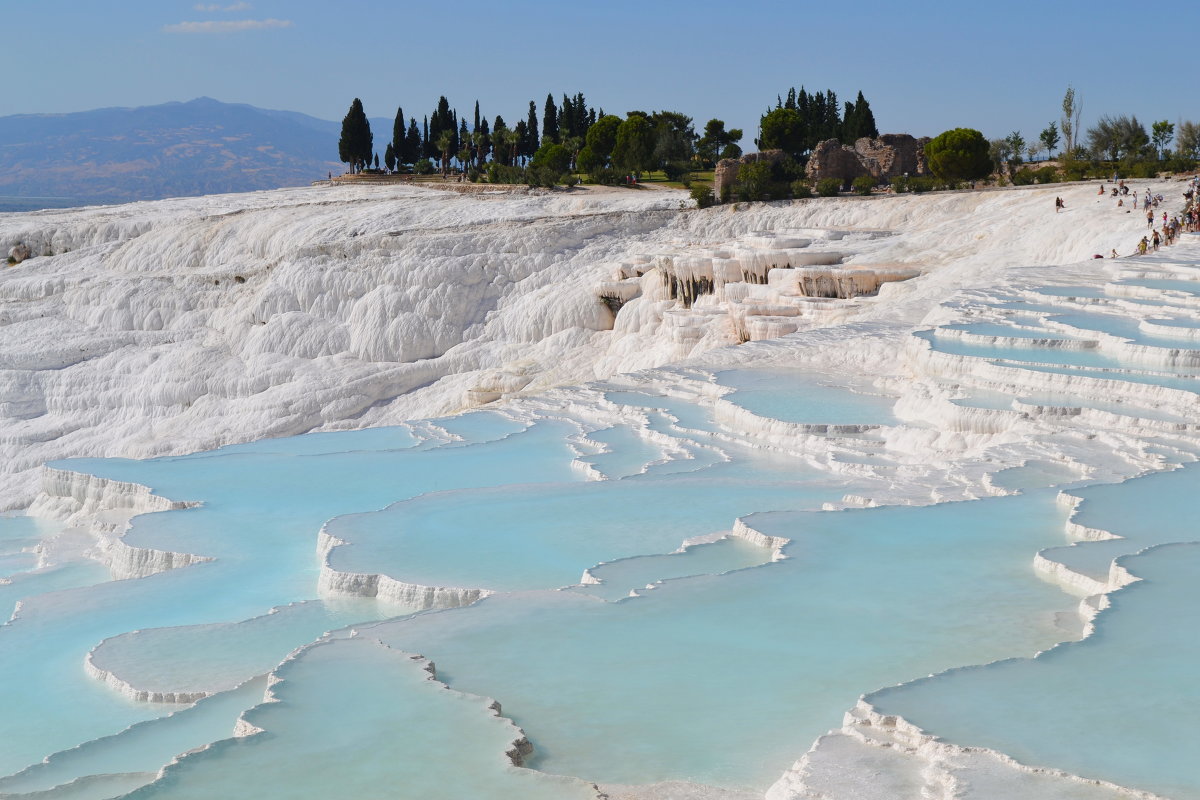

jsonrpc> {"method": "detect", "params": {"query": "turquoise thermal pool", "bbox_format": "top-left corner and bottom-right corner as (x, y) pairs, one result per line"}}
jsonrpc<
(3, 258), (1200, 800)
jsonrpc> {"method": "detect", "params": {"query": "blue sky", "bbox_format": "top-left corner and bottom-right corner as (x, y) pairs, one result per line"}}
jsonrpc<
(3, 0), (1196, 150)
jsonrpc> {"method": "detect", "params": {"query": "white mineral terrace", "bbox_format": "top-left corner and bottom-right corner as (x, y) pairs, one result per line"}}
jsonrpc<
(0, 179), (1197, 799)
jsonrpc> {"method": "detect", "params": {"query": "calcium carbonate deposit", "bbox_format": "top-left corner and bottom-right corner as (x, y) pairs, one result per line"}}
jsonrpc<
(0, 180), (1197, 800)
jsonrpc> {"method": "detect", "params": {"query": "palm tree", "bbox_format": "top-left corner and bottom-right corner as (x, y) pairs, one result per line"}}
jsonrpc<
(436, 130), (454, 176)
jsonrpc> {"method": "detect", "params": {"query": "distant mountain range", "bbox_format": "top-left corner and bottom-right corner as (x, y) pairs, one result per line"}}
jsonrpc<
(0, 98), (390, 210)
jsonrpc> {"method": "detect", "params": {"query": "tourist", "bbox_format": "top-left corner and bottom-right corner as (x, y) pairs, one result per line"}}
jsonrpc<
(1110, 249), (1118, 258)
(1152, 230), (1160, 251)
(1055, 197), (1064, 213)
(1147, 209), (1155, 228)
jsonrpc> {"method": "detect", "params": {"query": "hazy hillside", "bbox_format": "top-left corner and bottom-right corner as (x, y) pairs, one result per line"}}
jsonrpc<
(0, 98), (373, 209)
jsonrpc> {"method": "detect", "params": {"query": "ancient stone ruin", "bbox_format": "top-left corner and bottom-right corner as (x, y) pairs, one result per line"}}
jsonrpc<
(806, 134), (931, 188)
(712, 150), (788, 201)
(713, 135), (931, 199)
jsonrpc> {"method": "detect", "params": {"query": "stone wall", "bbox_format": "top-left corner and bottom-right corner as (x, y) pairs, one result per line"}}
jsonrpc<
(713, 150), (787, 200)
(806, 134), (931, 187)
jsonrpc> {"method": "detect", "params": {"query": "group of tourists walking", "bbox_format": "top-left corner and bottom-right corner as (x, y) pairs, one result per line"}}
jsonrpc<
(1134, 176), (1200, 255)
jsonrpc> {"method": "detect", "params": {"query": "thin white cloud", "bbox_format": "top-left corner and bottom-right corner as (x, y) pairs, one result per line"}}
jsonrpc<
(164, 18), (291, 33)
(194, 2), (252, 11)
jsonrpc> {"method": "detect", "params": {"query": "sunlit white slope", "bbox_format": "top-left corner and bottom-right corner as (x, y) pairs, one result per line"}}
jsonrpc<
(0, 181), (1147, 507)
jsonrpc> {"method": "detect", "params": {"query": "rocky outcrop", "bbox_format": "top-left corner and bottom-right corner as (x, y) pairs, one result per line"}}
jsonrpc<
(713, 150), (788, 201)
(7, 243), (30, 264)
(806, 134), (931, 187)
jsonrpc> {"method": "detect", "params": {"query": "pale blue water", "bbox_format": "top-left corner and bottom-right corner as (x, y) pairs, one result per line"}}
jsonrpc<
(870, 541), (1200, 799)
(366, 493), (1077, 790)
(715, 368), (897, 424)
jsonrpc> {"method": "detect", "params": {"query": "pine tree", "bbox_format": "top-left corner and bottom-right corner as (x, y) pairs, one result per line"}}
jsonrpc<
(543, 93), (559, 143)
(338, 98), (372, 172)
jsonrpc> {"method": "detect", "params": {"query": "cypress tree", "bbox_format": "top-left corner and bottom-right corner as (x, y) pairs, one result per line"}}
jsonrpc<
(514, 119), (530, 162)
(842, 101), (858, 142)
(854, 91), (878, 139)
(423, 116), (432, 160)
(525, 101), (539, 155)
(560, 94), (572, 139)
(473, 101), (481, 133)
(384, 142), (396, 172)
(543, 93), (559, 143)
(391, 107), (405, 165)
(404, 118), (421, 165)
(338, 98), (372, 172)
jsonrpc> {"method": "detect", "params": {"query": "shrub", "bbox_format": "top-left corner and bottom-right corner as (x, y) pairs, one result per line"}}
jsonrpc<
(816, 178), (841, 197)
(690, 184), (716, 208)
(851, 175), (876, 195)
(1034, 166), (1059, 184)
(413, 159), (435, 175)
(891, 175), (910, 193)
(1163, 155), (1199, 174)
(909, 176), (936, 193)
(1011, 169), (1037, 186)
(736, 161), (773, 201)
(791, 180), (812, 199)
(925, 128), (992, 183)
(467, 167), (483, 183)
(586, 167), (622, 186)
(663, 161), (691, 182)
(719, 182), (732, 203)
(561, 173), (580, 187)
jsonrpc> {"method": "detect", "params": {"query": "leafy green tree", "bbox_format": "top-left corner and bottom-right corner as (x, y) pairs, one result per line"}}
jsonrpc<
(531, 142), (571, 175)
(576, 145), (601, 174)
(1087, 115), (1148, 161)
(1005, 131), (1026, 165)
(612, 114), (656, 177)
(650, 111), (696, 169)
(1039, 122), (1060, 159)
(1151, 120), (1174, 159)
(758, 107), (806, 159)
(925, 128), (992, 182)
(696, 119), (743, 167)
(989, 138), (1014, 170)
(1177, 120), (1199, 158)
(338, 98), (372, 172)
(1061, 86), (1081, 154)
(585, 114), (622, 165)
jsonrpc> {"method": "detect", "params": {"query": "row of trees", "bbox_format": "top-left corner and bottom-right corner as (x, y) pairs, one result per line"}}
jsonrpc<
(338, 95), (745, 180)
(756, 88), (879, 160)
(989, 87), (1200, 170)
